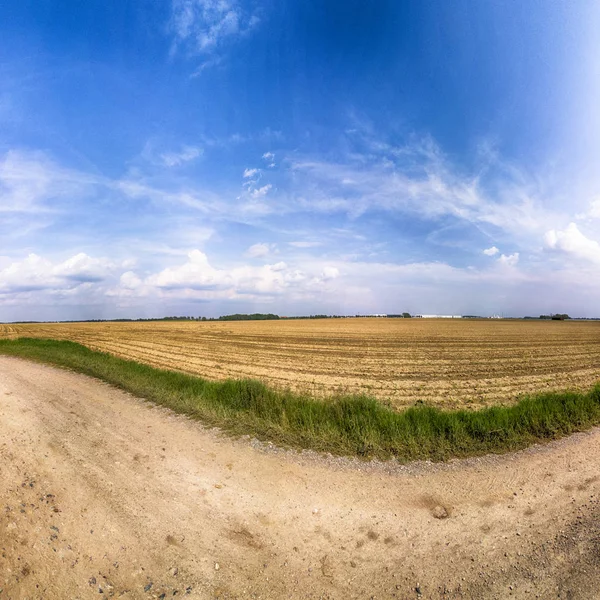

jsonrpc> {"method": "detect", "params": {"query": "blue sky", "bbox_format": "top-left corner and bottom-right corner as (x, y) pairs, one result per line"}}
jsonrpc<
(1, 0), (600, 320)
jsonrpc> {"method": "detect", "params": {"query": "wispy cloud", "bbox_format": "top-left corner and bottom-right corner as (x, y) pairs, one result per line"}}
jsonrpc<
(289, 241), (323, 248)
(243, 167), (260, 178)
(250, 183), (271, 199)
(160, 145), (203, 167)
(169, 0), (261, 70)
(0, 149), (103, 213)
(262, 151), (275, 167)
(115, 177), (225, 214)
(281, 130), (571, 252)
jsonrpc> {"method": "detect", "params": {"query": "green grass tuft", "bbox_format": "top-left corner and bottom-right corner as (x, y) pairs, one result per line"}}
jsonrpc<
(1, 337), (599, 462)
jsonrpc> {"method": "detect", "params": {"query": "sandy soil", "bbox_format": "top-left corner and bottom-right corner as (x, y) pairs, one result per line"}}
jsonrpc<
(1, 357), (600, 600)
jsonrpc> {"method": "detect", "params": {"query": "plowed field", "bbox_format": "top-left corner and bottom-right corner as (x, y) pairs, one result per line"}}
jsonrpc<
(2, 319), (599, 409)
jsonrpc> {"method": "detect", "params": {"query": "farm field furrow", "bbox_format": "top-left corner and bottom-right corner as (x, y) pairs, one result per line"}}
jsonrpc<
(1, 318), (599, 409)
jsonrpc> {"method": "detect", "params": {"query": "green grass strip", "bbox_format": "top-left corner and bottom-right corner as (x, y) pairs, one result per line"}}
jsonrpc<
(1, 337), (600, 462)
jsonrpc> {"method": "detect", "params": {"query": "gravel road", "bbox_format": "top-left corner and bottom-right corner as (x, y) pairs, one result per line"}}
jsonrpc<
(1, 356), (599, 599)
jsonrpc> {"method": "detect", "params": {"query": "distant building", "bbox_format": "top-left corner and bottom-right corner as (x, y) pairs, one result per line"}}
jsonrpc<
(414, 315), (463, 319)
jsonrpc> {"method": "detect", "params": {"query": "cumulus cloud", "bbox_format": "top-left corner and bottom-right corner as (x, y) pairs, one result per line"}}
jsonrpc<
(497, 253), (520, 267)
(5, 246), (600, 320)
(544, 222), (600, 264)
(146, 249), (226, 291)
(0, 253), (115, 294)
(483, 246), (500, 256)
(142, 250), (290, 296)
(119, 271), (144, 291)
(107, 250), (351, 303)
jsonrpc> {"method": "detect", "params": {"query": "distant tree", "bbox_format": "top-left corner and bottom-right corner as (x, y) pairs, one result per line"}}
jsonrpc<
(402, 312), (412, 319)
(219, 313), (280, 321)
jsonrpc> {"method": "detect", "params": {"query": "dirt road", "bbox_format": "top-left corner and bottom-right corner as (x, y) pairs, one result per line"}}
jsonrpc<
(1, 357), (600, 599)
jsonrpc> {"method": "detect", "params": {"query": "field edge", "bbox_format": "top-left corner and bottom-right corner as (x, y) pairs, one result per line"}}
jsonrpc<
(1, 337), (600, 463)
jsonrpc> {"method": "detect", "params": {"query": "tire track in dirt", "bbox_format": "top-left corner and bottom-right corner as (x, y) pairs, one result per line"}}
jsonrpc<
(1, 356), (600, 599)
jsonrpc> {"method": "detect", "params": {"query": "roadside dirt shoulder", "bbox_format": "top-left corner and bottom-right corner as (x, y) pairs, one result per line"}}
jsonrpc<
(1, 356), (599, 599)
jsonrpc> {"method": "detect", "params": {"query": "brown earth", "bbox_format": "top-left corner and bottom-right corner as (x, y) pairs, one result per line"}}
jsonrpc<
(2, 356), (600, 599)
(2, 318), (600, 409)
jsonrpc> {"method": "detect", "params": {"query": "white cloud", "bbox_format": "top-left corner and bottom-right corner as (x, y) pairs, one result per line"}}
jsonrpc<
(119, 271), (144, 291)
(544, 222), (600, 264)
(146, 249), (225, 291)
(262, 152), (275, 167)
(136, 250), (304, 297)
(53, 253), (115, 282)
(0, 149), (102, 213)
(245, 243), (275, 258)
(289, 241), (323, 248)
(286, 134), (562, 241)
(160, 145), (202, 167)
(321, 266), (339, 280)
(576, 198), (600, 220)
(6, 126), (600, 320)
(170, 0), (260, 62)
(107, 250), (353, 303)
(190, 56), (223, 76)
(250, 184), (272, 199)
(497, 252), (520, 267)
(5, 246), (600, 319)
(590, 200), (600, 218)
(0, 252), (115, 294)
(115, 178), (225, 214)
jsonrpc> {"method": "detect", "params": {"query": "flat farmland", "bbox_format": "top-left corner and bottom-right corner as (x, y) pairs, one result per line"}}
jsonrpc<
(2, 319), (599, 409)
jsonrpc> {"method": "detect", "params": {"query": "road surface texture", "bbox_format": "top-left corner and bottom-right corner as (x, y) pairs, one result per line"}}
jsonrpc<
(1, 356), (599, 599)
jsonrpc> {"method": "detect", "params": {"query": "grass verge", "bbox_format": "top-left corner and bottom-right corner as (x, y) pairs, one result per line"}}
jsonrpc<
(1, 337), (600, 462)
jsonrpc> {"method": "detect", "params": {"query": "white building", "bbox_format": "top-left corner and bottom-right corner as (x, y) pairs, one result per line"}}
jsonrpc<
(414, 315), (463, 319)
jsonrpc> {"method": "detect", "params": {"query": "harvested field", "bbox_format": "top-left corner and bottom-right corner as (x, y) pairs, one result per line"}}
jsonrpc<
(1, 319), (599, 410)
